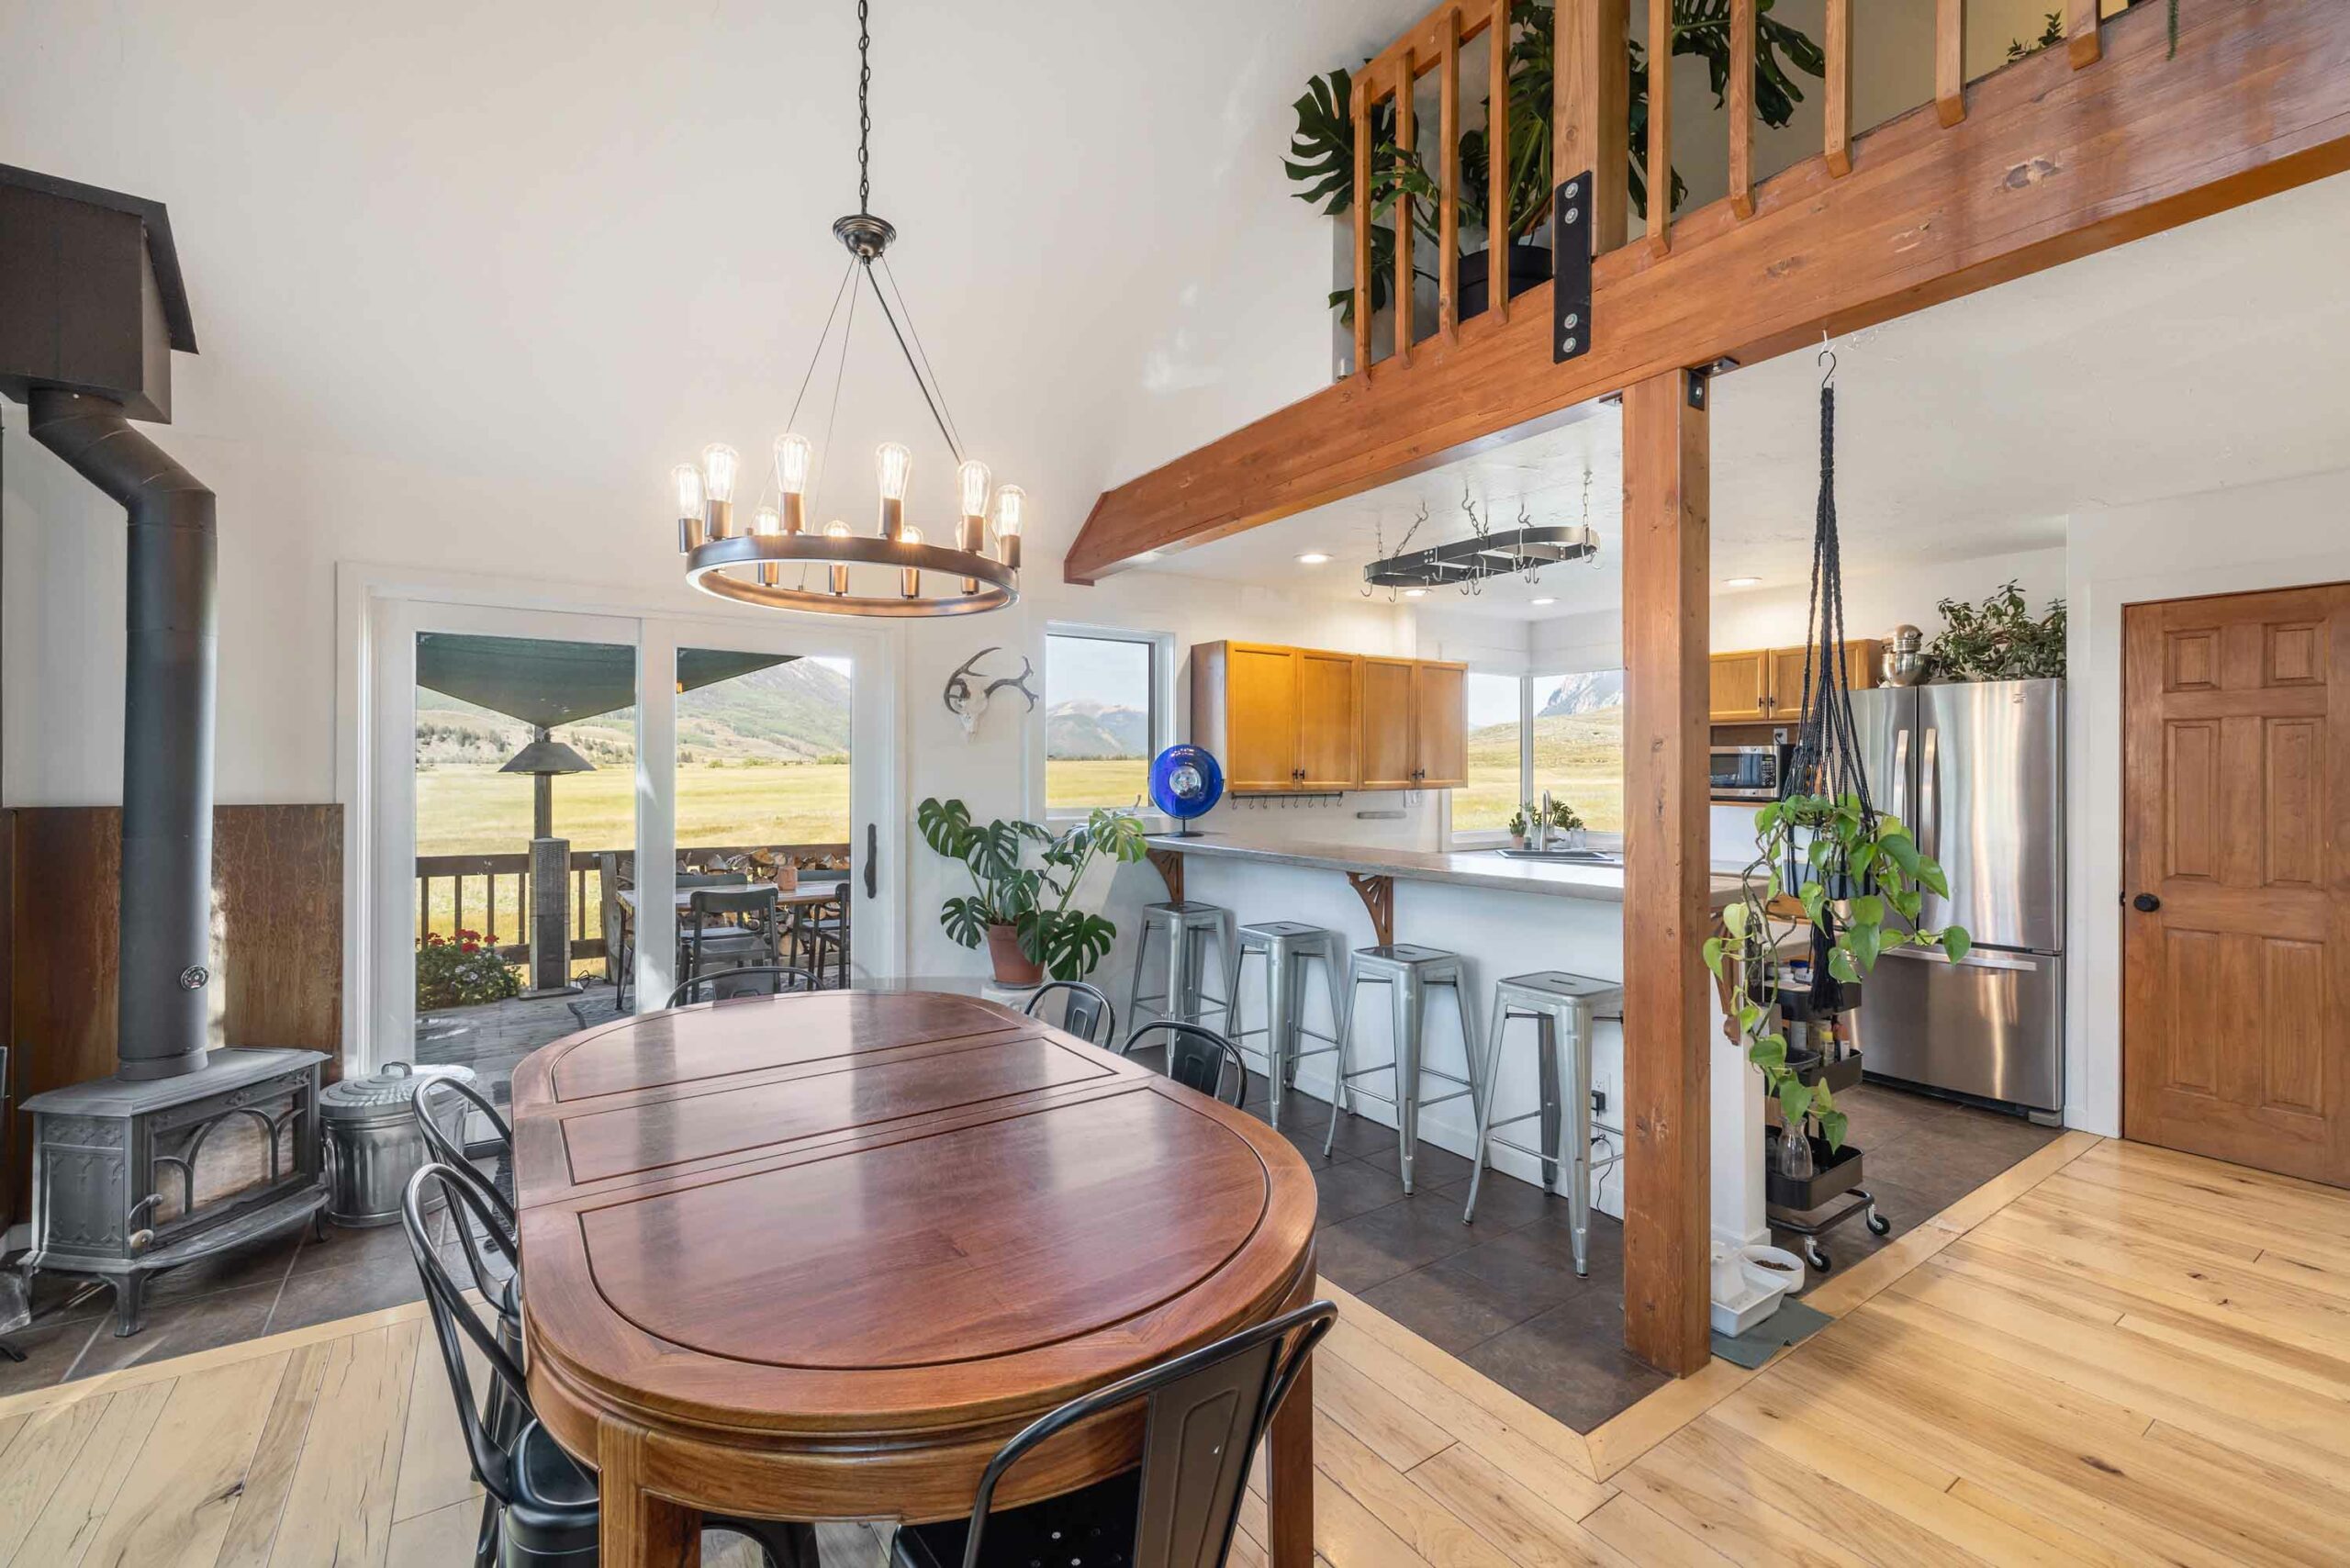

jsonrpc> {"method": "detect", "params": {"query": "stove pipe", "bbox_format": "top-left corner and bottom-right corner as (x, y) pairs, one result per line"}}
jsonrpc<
(28, 389), (218, 1081)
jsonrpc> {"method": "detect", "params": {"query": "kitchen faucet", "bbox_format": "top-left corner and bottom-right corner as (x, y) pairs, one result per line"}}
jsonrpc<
(1533, 790), (1553, 852)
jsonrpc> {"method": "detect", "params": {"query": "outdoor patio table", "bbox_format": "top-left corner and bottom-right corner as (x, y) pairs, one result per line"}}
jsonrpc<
(510, 988), (1323, 1566)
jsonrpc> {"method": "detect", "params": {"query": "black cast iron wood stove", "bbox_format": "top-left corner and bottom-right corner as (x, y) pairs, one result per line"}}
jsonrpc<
(1, 164), (328, 1337)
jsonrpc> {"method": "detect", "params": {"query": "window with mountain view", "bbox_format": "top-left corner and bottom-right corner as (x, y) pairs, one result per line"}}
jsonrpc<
(1046, 631), (1155, 811)
(675, 651), (855, 849)
(1457, 671), (1525, 833)
(1529, 668), (1626, 835)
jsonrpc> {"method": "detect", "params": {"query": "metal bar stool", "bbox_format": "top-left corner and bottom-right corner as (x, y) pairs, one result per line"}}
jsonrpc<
(1461, 969), (1625, 1276)
(1232, 923), (1346, 1131)
(1324, 944), (1483, 1193)
(1126, 901), (1240, 1032)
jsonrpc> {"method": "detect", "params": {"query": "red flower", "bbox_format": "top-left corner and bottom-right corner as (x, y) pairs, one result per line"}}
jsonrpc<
(459, 940), (480, 954)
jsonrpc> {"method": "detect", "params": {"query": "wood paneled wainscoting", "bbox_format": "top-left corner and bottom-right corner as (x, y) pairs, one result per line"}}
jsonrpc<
(3, 804), (344, 1215)
(2123, 586), (2350, 1187)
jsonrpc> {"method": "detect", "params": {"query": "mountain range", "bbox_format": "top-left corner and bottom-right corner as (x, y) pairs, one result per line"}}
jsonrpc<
(1537, 669), (1626, 717)
(1047, 700), (1149, 759)
(416, 656), (852, 766)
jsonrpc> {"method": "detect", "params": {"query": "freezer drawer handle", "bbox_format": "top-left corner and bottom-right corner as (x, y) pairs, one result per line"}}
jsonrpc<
(1882, 946), (2040, 973)
(2132, 892), (2160, 913)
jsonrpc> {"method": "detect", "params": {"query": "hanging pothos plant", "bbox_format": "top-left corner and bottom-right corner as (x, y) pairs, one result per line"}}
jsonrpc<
(1705, 796), (1970, 1149)
(1284, 0), (1824, 319)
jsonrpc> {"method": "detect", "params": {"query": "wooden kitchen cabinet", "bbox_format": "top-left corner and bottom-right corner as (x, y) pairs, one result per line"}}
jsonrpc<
(1358, 657), (1418, 789)
(1411, 662), (1468, 787)
(1709, 650), (1774, 722)
(1709, 640), (1881, 722)
(1193, 642), (1464, 792)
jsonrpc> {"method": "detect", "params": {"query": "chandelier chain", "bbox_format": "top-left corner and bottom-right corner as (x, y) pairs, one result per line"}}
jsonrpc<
(856, 0), (873, 215)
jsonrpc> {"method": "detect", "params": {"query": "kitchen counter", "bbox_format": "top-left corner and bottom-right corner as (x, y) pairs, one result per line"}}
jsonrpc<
(1145, 833), (1741, 907)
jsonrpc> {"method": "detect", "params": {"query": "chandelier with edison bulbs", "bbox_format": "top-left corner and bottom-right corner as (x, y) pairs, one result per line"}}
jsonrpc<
(668, 1), (1022, 617)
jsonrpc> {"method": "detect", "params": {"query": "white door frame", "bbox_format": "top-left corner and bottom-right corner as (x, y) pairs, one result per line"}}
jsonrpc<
(337, 562), (902, 1078)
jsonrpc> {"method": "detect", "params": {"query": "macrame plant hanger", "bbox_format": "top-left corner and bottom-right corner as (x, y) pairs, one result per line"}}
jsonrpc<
(1783, 340), (1876, 1014)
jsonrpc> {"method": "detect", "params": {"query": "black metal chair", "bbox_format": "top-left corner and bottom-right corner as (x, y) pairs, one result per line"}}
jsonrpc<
(617, 872), (752, 1010)
(1122, 1022), (1249, 1108)
(681, 885), (782, 996)
(1024, 980), (1116, 1047)
(401, 1163), (819, 1568)
(413, 1078), (526, 1568)
(795, 876), (853, 987)
(890, 1298), (1336, 1568)
(666, 965), (820, 1008)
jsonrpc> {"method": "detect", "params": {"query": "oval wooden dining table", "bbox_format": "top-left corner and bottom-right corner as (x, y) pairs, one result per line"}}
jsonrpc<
(509, 988), (1322, 1567)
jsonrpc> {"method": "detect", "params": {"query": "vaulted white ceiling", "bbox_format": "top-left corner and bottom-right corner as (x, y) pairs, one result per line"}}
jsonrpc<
(0, 0), (1426, 558)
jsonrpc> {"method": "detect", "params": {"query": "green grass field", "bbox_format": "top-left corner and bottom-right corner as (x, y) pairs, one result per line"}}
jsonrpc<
(1045, 756), (1150, 812)
(1455, 706), (1626, 834)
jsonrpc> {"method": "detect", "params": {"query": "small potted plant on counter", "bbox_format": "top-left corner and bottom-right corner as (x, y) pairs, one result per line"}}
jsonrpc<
(919, 798), (1148, 985)
(1506, 804), (1530, 848)
(1542, 798), (1585, 848)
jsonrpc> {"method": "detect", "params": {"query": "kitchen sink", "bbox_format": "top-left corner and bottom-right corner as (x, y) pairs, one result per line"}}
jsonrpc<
(1497, 846), (1623, 865)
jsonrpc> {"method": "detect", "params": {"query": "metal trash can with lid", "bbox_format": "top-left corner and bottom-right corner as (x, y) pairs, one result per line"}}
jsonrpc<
(319, 1061), (477, 1227)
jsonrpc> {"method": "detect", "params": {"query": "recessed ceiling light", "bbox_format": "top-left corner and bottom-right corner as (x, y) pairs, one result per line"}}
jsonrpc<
(1403, 588), (1427, 598)
(1723, 575), (1762, 588)
(1530, 597), (1556, 607)
(1295, 552), (1331, 566)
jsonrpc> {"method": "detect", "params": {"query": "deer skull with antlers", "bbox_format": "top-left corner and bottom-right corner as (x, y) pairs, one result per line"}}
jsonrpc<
(943, 646), (1039, 738)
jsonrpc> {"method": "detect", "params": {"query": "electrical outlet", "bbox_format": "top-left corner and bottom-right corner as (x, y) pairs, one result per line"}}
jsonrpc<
(1591, 1089), (1607, 1114)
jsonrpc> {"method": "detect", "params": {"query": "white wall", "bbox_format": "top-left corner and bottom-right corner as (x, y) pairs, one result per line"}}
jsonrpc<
(2062, 465), (2350, 1137)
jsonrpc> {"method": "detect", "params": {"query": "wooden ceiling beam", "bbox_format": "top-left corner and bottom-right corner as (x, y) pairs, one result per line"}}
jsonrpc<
(1064, 0), (2350, 584)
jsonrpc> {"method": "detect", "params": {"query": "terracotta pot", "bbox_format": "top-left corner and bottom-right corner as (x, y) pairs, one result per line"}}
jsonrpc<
(985, 924), (1043, 986)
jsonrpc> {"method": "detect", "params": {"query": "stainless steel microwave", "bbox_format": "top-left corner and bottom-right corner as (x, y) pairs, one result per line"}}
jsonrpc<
(1709, 744), (1785, 800)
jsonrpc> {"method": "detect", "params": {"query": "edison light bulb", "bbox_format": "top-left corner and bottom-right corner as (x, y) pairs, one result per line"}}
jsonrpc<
(875, 442), (912, 501)
(991, 484), (1025, 572)
(824, 519), (852, 597)
(957, 459), (991, 519)
(672, 463), (705, 553)
(900, 525), (923, 599)
(772, 433), (812, 495)
(700, 443), (740, 503)
(752, 506), (783, 588)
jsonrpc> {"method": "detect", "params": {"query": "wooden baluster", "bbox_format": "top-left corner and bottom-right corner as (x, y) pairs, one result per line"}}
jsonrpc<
(2066, 0), (2100, 67)
(1824, 0), (1852, 176)
(1729, 0), (1755, 218)
(1936, 0), (1965, 126)
(1557, 0), (1628, 254)
(1438, 10), (1460, 342)
(1647, 0), (1671, 253)
(1394, 53), (1416, 367)
(453, 875), (466, 939)
(419, 875), (431, 944)
(1485, 1), (1509, 321)
(1353, 66), (1373, 375)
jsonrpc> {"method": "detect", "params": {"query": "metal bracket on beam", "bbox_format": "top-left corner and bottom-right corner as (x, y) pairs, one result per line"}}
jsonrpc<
(1552, 171), (1594, 363)
(1685, 366), (1710, 409)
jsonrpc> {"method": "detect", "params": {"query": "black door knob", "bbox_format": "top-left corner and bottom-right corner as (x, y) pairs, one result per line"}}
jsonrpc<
(2132, 892), (2161, 913)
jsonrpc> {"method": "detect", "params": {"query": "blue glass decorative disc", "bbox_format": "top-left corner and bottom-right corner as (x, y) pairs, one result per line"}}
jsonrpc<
(1149, 745), (1223, 821)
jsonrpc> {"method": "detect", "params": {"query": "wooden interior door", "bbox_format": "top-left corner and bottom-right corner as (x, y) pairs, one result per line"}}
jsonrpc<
(1360, 658), (1416, 789)
(1294, 651), (1361, 789)
(2123, 586), (2350, 1186)
(1222, 644), (1299, 790)
(1411, 663), (1468, 787)
(1708, 649), (1772, 721)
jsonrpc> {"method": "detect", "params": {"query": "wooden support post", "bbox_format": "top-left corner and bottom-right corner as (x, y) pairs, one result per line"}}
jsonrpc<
(1486, 4), (1511, 322)
(1555, 0), (1628, 254)
(1646, 0), (1672, 252)
(1824, 0), (1852, 175)
(1937, 0), (1966, 127)
(1394, 56), (1416, 367)
(1729, 0), (1755, 218)
(1352, 69), (1373, 375)
(2067, 0), (2101, 67)
(1620, 365), (1711, 1378)
(1440, 12), (1461, 341)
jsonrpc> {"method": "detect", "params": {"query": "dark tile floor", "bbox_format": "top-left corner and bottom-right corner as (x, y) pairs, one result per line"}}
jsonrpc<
(1233, 1074), (2064, 1433)
(0, 1064), (2058, 1426)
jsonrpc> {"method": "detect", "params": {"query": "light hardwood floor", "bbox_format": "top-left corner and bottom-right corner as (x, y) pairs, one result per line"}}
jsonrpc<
(5, 1130), (2349, 1566)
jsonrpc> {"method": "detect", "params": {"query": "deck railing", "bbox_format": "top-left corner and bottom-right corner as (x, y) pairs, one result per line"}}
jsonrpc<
(415, 842), (851, 966)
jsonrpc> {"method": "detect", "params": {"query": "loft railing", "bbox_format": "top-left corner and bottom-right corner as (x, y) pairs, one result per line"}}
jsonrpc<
(415, 841), (850, 967)
(1344, 0), (2115, 374)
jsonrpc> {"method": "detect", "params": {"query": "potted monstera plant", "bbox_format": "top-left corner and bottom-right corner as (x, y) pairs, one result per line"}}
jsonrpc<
(918, 798), (1148, 984)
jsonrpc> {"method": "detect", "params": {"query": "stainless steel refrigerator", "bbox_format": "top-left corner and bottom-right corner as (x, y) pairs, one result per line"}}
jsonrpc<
(1846, 678), (2064, 1116)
